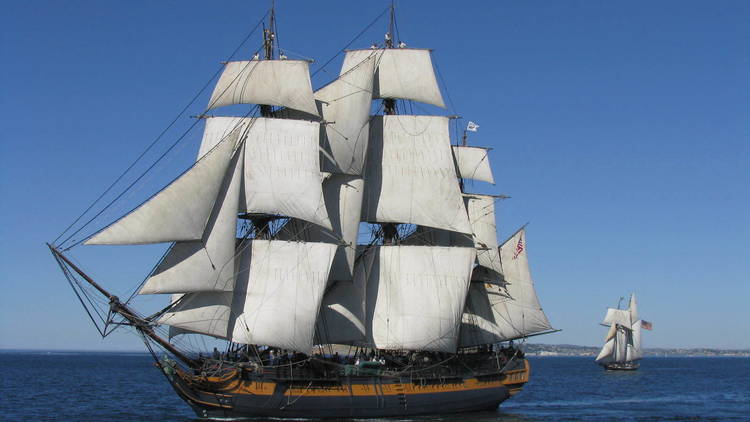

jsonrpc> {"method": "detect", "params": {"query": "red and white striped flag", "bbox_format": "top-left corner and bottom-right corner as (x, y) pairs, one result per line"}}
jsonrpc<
(513, 234), (524, 259)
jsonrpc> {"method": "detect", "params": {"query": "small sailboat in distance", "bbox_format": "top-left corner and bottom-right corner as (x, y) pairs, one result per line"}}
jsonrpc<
(596, 293), (652, 370)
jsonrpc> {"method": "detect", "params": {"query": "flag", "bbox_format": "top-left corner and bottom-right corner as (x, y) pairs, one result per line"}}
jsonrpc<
(466, 121), (479, 132)
(513, 234), (524, 259)
(641, 320), (653, 330)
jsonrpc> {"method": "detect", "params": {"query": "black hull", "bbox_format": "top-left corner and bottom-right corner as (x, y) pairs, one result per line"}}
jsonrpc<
(160, 358), (529, 419)
(601, 361), (640, 371)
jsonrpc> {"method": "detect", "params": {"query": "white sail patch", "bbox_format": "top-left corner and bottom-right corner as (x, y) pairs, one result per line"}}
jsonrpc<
(464, 194), (503, 275)
(158, 292), (232, 340)
(85, 128), (240, 245)
(596, 338), (615, 362)
(365, 245), (476, 352)
(342, 49), (445, 108)
(231, 240), (337, 353)
(207, 60), (319, 116)
(602, 308), (631, 328)
(459, 228), (553, 347)
(139, 146), (244, 294)
(276, 175), (364, 281)
(317, 54), (377, 175)
(198, 116), (254, 159)
(242, 118), (332, 230)
(363, 115), (472, 234)
(314, 249), (373, 345)
(453, 146), (494, 184)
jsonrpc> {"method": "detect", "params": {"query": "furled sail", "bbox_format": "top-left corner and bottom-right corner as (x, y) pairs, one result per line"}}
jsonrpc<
(242, 118), (332, 230)
(158, 292), (232, 340)
(139, 145), (244, 294)
(362, 115), (472, 234)
(453, 146), (495, 184)
(207, 60), (319, 116)
(231, 240), (337, 353)
(276, 175), (364, 281)
(464, 194), (503, 275)
(85, 128), (241, 245)
(365, 245), (476, 352)
(341, 49), (445, 108)
(459, 228), (553, 346)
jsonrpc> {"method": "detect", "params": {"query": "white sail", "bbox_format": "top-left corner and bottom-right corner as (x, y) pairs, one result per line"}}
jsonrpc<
(453, 146), (494, 184)
(314, 247), (374, 345)
(341, 49), (445, 108)
(464, 194), (503, 275)
(242, 118), (332, 230)
(317, 54), (377, 175)
(631, 319), (643, 360)
(595, 338), (615, 362)
(276, 175), (364, 281)
(602, 308), (631, 328)
(231, 240), (337, 353)
(158, 292), (232, 339)
(362, 115), (472, 234)
(86, 128), (240, 245)
(139, 146), (244, 294)
(365, 245), (476, 352)
(197, 116), (253, 159)
(614, 328), (628, 362)
(629, 293), (639, 324)
(459, 228), (553, 346)
(207, 60), (319, 116)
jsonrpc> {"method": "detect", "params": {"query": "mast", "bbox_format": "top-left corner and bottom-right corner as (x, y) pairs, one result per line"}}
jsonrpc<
(47, 244), (196, 366)
(381, 1), (398, 245)
(255, 1), (276, 236)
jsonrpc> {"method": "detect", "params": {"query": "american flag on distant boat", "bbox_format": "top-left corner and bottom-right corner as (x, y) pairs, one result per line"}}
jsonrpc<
(641, 320), (653, 330)
(513, 234), (524, 259)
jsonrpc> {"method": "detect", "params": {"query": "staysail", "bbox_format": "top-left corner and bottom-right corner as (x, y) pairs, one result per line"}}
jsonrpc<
(459, 228), (553, 346)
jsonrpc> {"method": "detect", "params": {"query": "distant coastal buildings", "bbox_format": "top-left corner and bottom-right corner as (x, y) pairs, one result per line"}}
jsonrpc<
(524, 344), (750, 357)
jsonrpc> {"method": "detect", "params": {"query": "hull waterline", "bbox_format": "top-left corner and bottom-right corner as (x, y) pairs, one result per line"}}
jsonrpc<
(160, 358), (530, 418)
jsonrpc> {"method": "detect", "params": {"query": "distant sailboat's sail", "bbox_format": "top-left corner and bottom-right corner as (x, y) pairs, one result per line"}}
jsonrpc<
(459, 228), (553, 346)
(139, 145), (244, 294)
(342, 49), (445, 108)
(595, 338), (615, 363)
(85, 128), (241, 245)
(362, 115), (472, 234)
(242, 118), (332, 230)
(231, 240), (337, 353)
(602, 308), (631, 328)
(365, 245), (476, 352)
(453, 146), (495, 184)
(208, 60), (319, 116)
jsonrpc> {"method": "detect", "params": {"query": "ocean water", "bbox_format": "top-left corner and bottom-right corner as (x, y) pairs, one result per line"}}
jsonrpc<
(0, 352), (747, 421)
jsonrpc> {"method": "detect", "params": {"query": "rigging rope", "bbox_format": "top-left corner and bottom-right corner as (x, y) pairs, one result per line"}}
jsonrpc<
(54, 11), (270, 249)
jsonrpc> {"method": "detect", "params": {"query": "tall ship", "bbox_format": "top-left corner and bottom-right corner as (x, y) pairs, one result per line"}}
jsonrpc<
(595, 293), (652, 371)
(49, 4), (557, 418)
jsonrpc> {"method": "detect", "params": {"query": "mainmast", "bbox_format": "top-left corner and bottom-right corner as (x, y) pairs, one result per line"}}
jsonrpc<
(381, 1), (398, 245)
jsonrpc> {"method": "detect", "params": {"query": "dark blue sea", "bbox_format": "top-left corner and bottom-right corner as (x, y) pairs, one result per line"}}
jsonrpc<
(1, 352), (747, 421)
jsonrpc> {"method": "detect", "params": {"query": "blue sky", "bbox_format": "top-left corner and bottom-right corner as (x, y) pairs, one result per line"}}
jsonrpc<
(1, 1), (748, 351)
